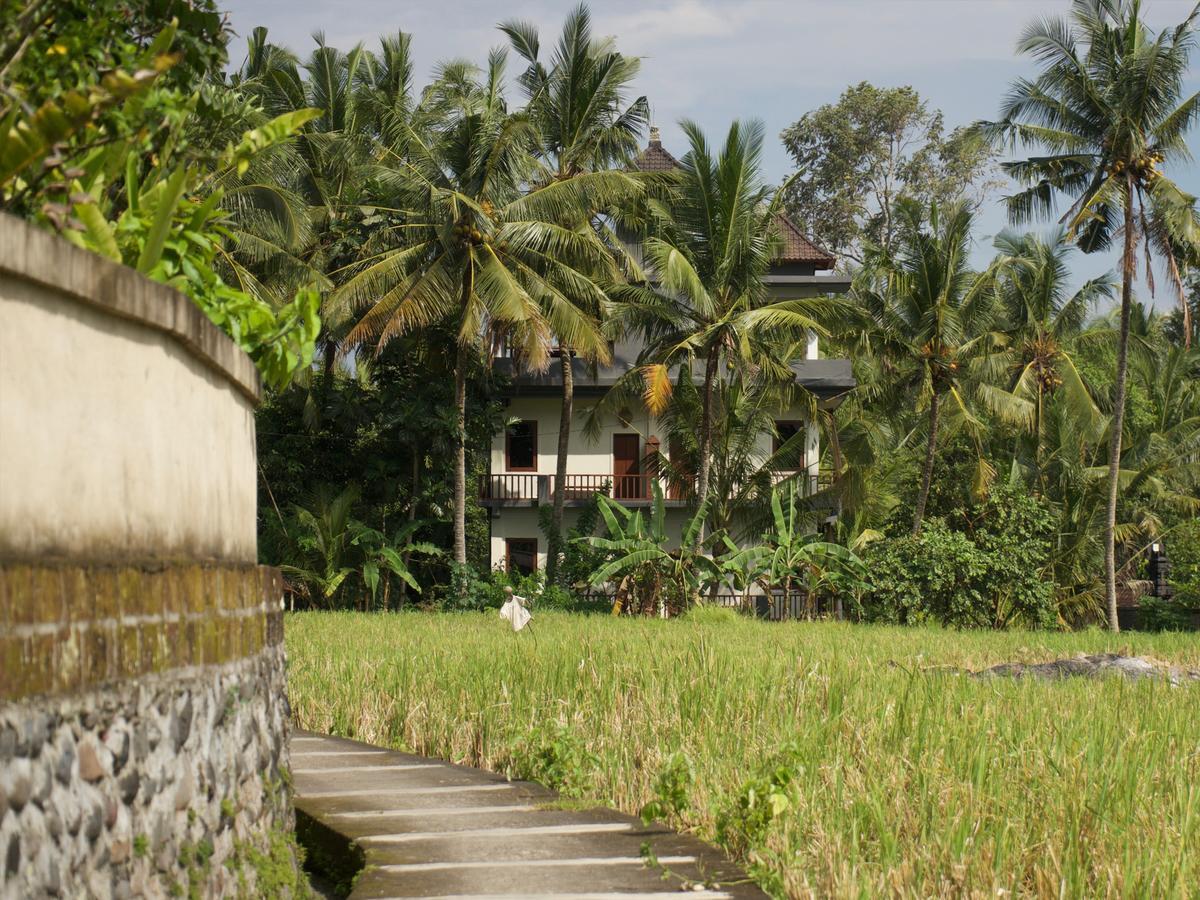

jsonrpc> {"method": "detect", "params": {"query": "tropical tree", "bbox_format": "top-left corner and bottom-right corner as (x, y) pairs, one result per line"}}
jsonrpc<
(975, 0), (1200, 630)
(854, 198), (997, 535)
(986, 229), (1115, 485)
(336, 52), (640, 567)
(234, 28), (422, 370)
(502, 4), (648, 582)
(626, 119), (851, 547)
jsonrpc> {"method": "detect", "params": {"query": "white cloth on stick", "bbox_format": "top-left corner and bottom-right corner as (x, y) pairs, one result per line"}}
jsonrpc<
(499, 595), (532, 632)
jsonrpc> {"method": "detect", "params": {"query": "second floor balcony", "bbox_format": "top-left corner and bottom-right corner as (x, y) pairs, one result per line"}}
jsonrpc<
(479, 471), (834, 508)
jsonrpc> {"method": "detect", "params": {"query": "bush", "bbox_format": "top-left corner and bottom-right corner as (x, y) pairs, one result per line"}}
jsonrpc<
(1136, 596), (1197, 632)
(861, 485), (1057, 629)
(1167, 519), (1200, 607)
(430, 565), (589, 612)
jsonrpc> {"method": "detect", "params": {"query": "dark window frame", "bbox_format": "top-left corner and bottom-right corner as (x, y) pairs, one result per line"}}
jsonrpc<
(505, 538), (538, 575)
(505, 420), (538, 472)
(773, 420), (807, 471)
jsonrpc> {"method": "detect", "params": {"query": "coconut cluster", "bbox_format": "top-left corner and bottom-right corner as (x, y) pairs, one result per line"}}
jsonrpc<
(1110, 150), (1165, 184)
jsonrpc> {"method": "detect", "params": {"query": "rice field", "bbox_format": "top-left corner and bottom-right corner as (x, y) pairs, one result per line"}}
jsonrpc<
(285, 611), (1200, 899)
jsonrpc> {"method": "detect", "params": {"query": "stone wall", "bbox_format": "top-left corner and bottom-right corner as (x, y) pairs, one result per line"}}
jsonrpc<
(0, 216), (296, 899)
(0, 566), (294, 899)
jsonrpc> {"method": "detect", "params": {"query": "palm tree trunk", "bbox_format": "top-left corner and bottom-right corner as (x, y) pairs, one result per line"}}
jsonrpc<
(912, 390), (942, 536)
(1103, 184), (1136, 634)
(547, 350), (573, 584)
(398, 449), (419, 607)
(692, 352), (720, 550)
(452, 344), (468, 568)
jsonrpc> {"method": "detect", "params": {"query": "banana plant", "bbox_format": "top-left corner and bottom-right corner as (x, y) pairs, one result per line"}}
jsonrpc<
(582, 481), (719, 616)
(350, 519), (443, 609)
(758, 482), (868, 618)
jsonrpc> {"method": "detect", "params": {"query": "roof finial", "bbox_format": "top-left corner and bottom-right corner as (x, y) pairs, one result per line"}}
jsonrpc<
(649, 125), (661, 146)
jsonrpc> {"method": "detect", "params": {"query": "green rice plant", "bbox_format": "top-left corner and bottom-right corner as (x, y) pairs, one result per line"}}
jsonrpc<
(286, 612), (1200, 898)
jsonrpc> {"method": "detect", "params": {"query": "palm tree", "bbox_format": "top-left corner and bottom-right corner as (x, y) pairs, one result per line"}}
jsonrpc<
(625, 119), (849, 547)
(974, 0), (1200, 631)
(854, 198), (997, 535)
(986, 229), (1115, 485)
(236, 28), (418, 373)
(336, 52), (640, 566)
(502, 5), (648, 582)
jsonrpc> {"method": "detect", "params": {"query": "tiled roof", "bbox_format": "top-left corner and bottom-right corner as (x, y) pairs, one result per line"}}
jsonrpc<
(630, 131), (836, 270)
(772, 212), (836, 268)
(631, 134), (681, 172)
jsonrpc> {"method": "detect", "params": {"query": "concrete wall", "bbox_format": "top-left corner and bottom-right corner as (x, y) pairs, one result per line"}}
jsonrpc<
(0, 215), (294, 898)
(0, 216), (259, 565)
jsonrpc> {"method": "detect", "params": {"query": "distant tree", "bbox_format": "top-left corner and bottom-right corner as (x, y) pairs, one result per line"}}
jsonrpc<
(974, 0), (1200, 632)
(854, 199), (997, 535)
(502, 4), (647, 584)
(1165, 269), (1200, 348)
(780, 82), (998, 265)
(986, 229), (1115, 485)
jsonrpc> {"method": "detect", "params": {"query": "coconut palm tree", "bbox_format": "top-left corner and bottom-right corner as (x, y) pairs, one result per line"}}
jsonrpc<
(502, 5), (648, 582)
(986, 230), (1115, 485)
(336, 52), (640, 566)
(235, 28), (421, 373)
(854, 198), (998, 535)
(623, 119), (851, 548)
(974, 0), (1200, 630)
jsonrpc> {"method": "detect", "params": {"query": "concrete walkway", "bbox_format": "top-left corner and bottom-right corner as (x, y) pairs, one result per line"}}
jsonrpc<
(290, 731), (766, 900)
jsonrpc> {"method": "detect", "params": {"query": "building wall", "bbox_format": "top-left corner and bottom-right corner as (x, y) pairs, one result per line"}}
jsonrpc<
(487, 392), (820, 570)
(0, 215), (295, 898)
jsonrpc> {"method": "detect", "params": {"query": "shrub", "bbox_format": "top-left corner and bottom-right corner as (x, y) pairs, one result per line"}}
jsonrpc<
(1137, 596), (1197, 632)
(1167, 519), (1200, 607)
(861, 485), (1057, 629)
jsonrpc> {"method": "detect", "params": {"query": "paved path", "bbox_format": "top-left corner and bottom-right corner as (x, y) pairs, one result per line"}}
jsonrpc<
(290, 731), (766, 900)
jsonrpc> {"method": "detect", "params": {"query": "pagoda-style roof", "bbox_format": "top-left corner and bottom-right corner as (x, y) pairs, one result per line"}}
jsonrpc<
(630, 128), (836, 271)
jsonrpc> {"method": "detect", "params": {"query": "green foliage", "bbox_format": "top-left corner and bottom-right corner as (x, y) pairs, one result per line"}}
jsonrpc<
(862, 485), (1058, 629)
(506, 719), (600, 799)
(1168, 519), (1200, 607)
(61, 110), (321, 389)
(538, 495), (606, 592)
(273, 484), (440, 610)
(781, 81), (998, 264)
(1136, 596), (1196, 632)
(582, 482), (720, 615)
(639, 752), (695, 827)
(0, 0), (227, 216)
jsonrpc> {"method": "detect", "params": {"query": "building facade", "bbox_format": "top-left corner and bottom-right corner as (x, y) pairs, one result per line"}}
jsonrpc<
(482, 132), (855, 574)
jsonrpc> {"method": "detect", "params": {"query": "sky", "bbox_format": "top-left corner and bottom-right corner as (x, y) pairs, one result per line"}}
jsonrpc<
(223, 0), (1200, 308)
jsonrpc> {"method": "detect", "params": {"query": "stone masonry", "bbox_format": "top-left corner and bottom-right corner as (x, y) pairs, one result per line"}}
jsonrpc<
(0, 565), (293, 899)
(2, 215), (297, 898)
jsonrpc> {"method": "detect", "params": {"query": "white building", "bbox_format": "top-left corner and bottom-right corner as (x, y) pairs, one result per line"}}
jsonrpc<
(482, 132), (855, 575)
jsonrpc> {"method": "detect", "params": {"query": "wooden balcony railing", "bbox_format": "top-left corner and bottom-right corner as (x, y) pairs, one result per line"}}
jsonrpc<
(479, 471), (832, 504)
(479, 473), (695, 503)
(479, 473), (543, 502)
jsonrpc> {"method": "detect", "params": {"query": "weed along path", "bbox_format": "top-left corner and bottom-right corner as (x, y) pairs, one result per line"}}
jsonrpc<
(290, 731), (765, 899)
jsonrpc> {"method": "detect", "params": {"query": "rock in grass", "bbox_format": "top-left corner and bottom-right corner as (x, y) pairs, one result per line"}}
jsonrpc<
(974, 653), (1200, 684)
